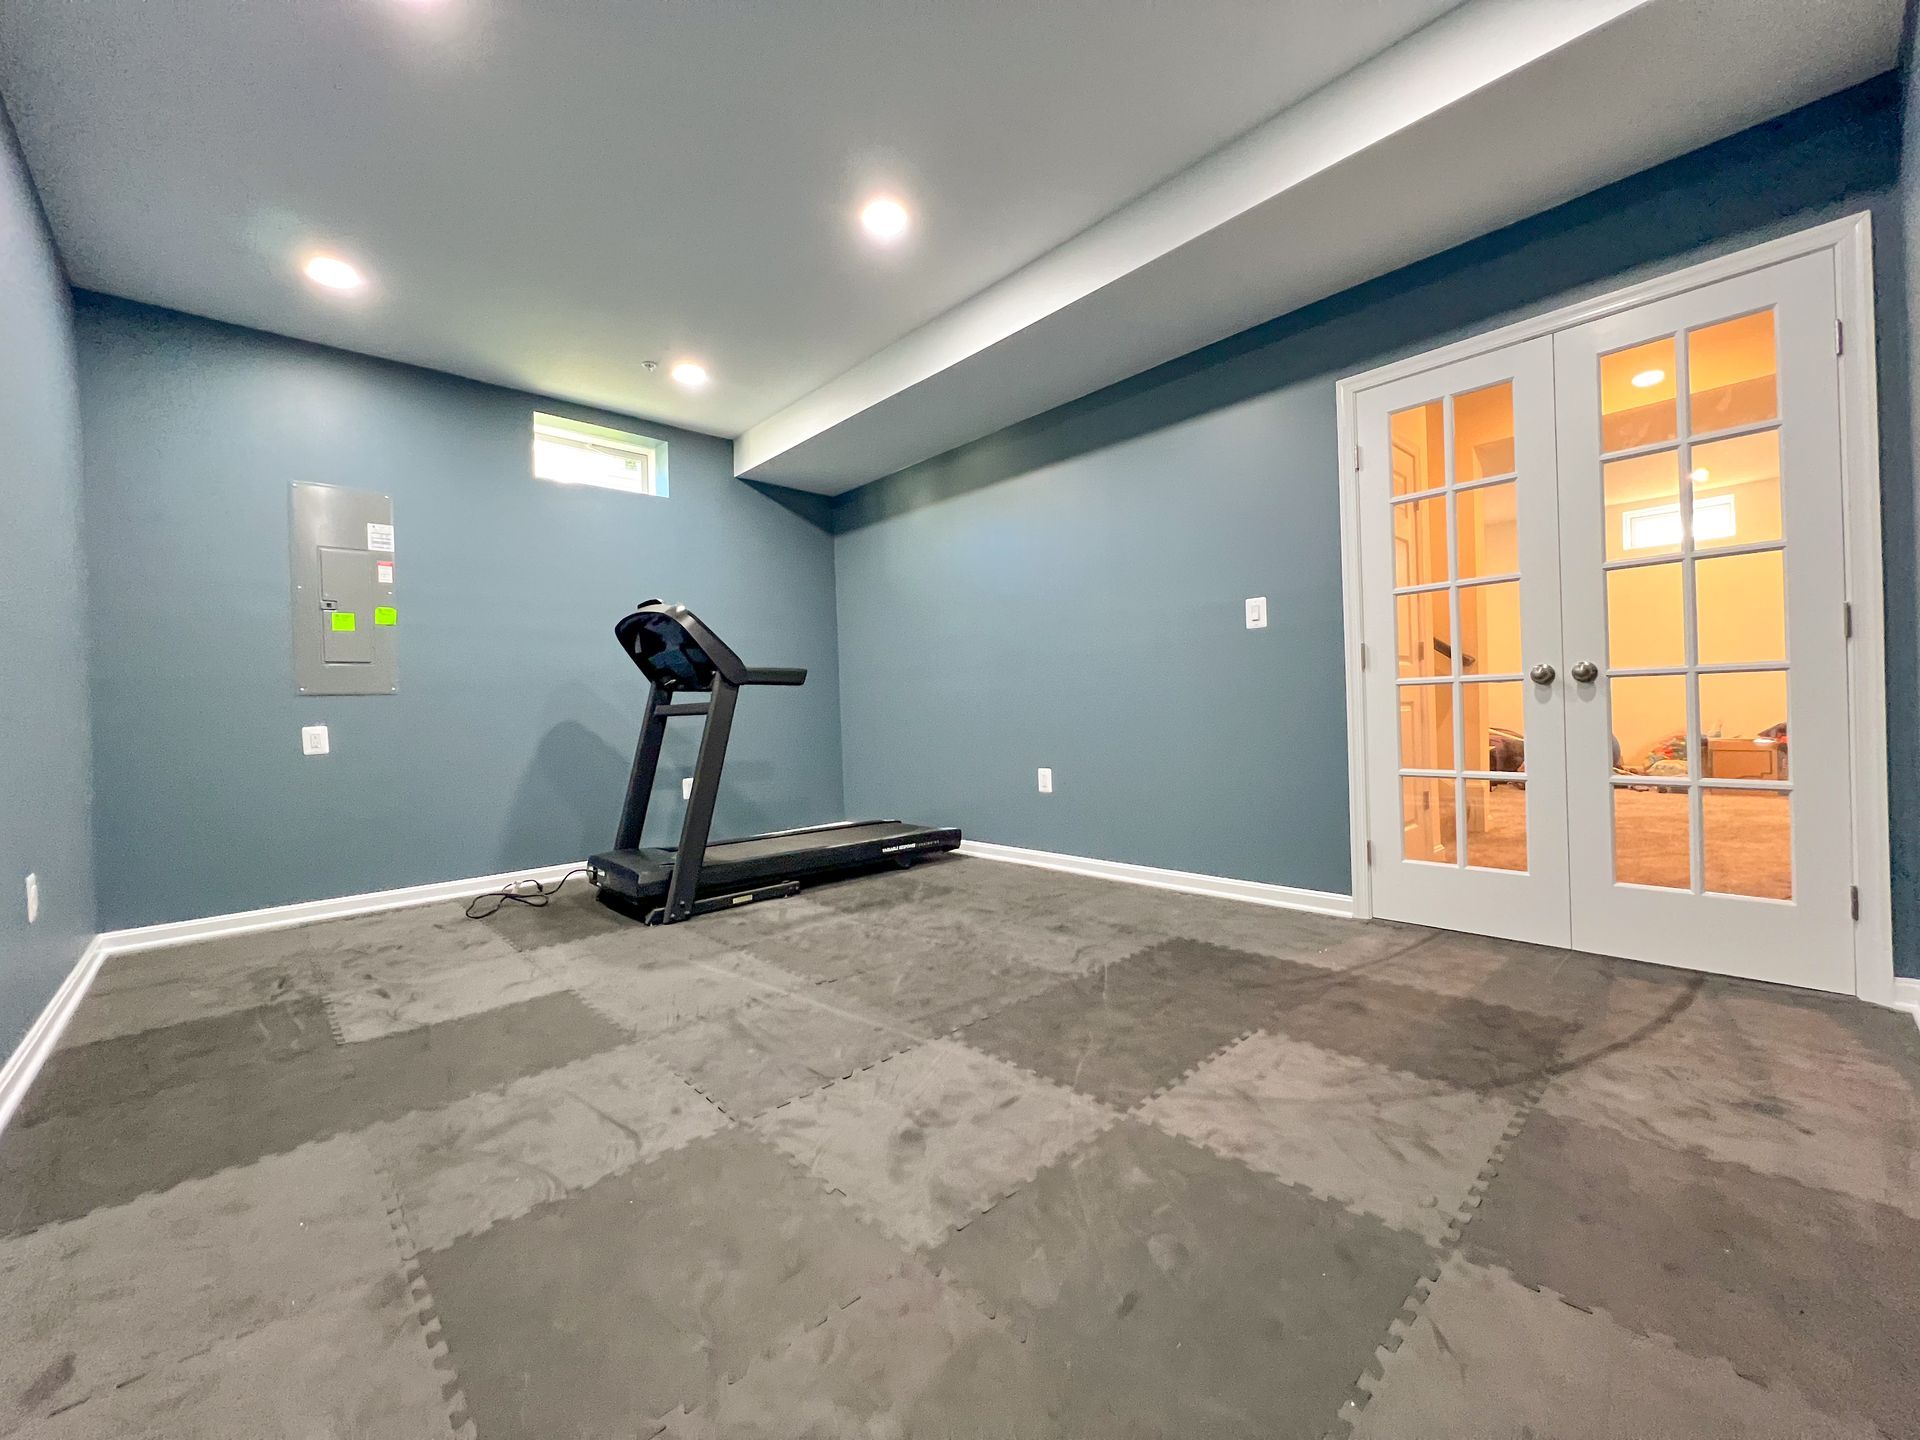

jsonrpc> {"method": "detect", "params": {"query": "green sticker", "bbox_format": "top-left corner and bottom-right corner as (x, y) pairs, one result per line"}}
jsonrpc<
(374, 606), (398, 627)
(329, 611), (357, 632)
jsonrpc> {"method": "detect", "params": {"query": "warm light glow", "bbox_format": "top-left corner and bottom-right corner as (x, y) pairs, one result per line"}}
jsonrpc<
(303, 254), (366, 291)
(670, 361), (710, 389)
(1630, 368), (1665, 389)
(1689, 467), (1710, 484)
(859, 195), (912, 244)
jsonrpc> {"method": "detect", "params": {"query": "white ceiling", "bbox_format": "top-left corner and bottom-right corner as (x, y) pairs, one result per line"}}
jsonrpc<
(739, 0), (1904, 490)
(0, 0), (1466, 438)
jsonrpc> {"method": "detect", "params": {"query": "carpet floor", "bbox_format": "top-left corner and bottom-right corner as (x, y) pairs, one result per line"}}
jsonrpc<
(3, 854), (1917, 1438)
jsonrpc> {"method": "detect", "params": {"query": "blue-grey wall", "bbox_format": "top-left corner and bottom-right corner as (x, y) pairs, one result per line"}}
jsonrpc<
(0, 100), (96, 1051)
(833, 77), (1917, 971)
(77, 297), (844, 929)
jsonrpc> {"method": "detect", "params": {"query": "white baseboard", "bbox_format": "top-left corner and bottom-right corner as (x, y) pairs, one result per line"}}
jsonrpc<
(97, 860), (591, 958)
(1893, 978), (1920, 1032)
(957, 840), (1354, 918)
(0, 935), (110, 1137)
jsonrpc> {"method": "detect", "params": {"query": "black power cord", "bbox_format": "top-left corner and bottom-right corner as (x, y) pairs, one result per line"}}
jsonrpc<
(465, 867), (592, 920)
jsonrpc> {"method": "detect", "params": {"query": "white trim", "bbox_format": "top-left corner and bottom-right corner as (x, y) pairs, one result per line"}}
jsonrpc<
(1336, 213), (1893, 1003)
(958, 840), (1354, 918)
(96, 860), (590, 958)
(1339, 214), (1877, 392)
(0, 936), (110, 1138)
(1891, 978), (1920, 1032)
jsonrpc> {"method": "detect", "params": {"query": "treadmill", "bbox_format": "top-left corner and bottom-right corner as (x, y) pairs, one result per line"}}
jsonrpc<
(589, 600), (960, 924)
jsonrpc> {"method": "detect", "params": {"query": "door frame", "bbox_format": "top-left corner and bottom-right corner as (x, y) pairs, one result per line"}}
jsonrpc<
(1334, 212), (1893, 1005)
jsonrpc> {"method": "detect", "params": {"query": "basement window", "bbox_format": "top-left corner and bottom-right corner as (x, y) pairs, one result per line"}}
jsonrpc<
(532, 413), (668, 497)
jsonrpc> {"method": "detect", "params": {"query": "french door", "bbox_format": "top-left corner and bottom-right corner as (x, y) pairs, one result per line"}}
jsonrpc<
(1354, 251), (1856, 991)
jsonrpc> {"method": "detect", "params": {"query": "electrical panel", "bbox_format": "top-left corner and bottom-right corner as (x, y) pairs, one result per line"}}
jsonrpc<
(290, 482), (398, 695)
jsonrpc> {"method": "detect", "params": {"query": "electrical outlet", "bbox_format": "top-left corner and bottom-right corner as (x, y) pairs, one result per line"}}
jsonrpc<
(25, 873), (38, 925)
(682, 777), (694, 800)
(1245, 596), (1268, 629)
(1037, 767), (1053, 794)
(301, 724), (331, 756)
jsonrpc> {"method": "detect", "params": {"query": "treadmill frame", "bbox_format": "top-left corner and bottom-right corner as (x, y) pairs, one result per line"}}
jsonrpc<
(592, 601), (957, 924)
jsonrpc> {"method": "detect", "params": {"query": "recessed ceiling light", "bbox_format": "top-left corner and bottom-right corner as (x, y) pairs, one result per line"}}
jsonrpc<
(303, 254), (366, 291)
(670, 361), (710, 389)
(1689, 467), (1710, 484)
(859, 195), (911, 244)
(1630, 368), (1665, 389)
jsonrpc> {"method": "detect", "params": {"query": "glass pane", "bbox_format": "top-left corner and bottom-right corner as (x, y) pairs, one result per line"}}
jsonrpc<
(1464, 779), (1526, 872)
(1390, 400), (1445, 496)
(1398, 684), (1455, 771)
(1607, 562), (1685, 670)
(1611, 674), (1689, 778)
(1393, 495), (1449, 587)
(1454, 382), (1515, 481)
(1699, 670), (1790, 780)
(1457, 481), (1518, 578)
(1703, 788), (1791, 900)
(1601, 337), (1678, 453)
(1696, 550), (1785, 664)
(1604, 450), (1682, 561)
(1614, 783), (1690, 890)
(1690, 430), (1781, 551)
(1461, 681), (1526, 774)
(1401, 777), (1458, 865)
(1457, 581), (1521, 675)
(1689, 310), (1777, 435)
(1395, 591), (1452, 679)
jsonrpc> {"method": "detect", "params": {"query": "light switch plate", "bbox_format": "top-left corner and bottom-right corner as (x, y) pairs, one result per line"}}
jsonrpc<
(1245, 596), (1268, 629)
(301, 724), (331, 756)
(25, 873), (38, 925)
(682, 777), (694, 799)
(1037, 767), (1053, 794)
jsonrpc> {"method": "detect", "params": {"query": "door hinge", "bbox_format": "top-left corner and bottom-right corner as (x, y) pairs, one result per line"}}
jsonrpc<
(1366, 841), (1375, 866)
(1360, 642), (1369, 669)
(1836, 320), (1845, 356)
(1851, 885), (1860, 921)
(1844, 602), (1853, 639)
(1354, 445), (1363, 471)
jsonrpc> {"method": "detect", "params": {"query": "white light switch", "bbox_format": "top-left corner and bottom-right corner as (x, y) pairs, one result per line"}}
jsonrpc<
(1245, 596), (1268, 629)
(301, 724), (331, 756)
(682, 777), (695, 800)
(25, 873), (38, 925)
(1037, 767), (1053, 794)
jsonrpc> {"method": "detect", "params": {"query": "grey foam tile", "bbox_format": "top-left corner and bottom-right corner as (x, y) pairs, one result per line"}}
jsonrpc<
(59, 944), (310, 1049)
(646, 990), (917, 1117)
(1540, 987), (1920, 1219)
(1259, 961), (1574, 1093)
(928, 1119), (1436, 1440)
(954, 939), (1307, 1108)
(19, 997), (332, 1125)
(1350, 1254), (1881, 1440)
(1141, 1030), (1519, 1242)
(658, 1259), (1025, 1440)
(1466, 1111), (1920, 1438)
(318, 938), (573, 1042)
(0, 1133), (403, 1431)
(750, 1039), (1114, 1249)
(418, 1128), (912, 1436)
(821, 947), (1061, 1037)
(550, 951), (797, 1038)
(0, 990), (630, 1234)
(20, 1271), (455, 1440)
(366, 1042), (729, 1252)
